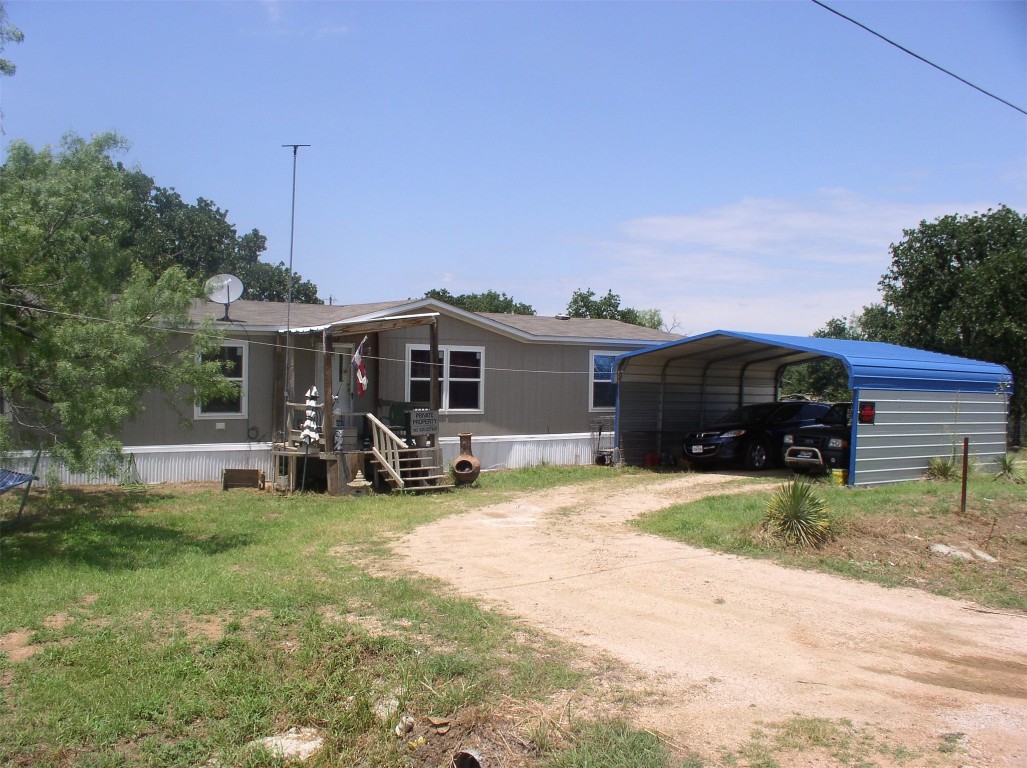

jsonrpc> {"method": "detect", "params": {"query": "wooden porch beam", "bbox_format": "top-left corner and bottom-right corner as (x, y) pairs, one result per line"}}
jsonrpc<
(430, 317), (440, 411)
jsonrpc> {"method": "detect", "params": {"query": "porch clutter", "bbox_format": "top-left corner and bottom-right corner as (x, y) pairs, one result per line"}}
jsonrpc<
(299, 386), (321, 445)
(221, 468), (265, 490)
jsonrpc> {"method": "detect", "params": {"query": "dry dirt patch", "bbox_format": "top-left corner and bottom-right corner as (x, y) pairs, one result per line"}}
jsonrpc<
(393, 472), (1027, 766)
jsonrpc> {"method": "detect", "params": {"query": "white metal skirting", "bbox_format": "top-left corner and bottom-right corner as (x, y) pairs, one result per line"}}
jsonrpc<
(437, 433), (598, 472)
(5, 434), (599, 487)
(4, 443), (275, 487)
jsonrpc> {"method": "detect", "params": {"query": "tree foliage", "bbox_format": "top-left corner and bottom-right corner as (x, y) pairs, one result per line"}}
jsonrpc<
(424, 288), (535, 315)
(0, 133), (236, 471)
(565, 288), (664, 329)
(0, 1), (22, 77)
(880, 206), (1025, 431)
(780, 316), (860, 401)
(790, 207), (1025, 441)
(128, 182), (321, 304)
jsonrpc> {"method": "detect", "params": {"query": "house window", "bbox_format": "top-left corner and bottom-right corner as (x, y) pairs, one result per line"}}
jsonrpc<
(406, 345), (484, 412)
(590, 351), (625, 411)
(195, 342), (247, 419)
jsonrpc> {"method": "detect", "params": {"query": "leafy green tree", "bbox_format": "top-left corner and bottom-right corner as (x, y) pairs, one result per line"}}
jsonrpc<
(129, 183), (321, 304)
(0, 133), (235, 472)
(880, 206), (1025, 441)
(780, 316), (860, 401)
(0, 2), (21, 77)
(1, 1), (23, 132)
(635, 307), (671, 332)
(424, 288), (535, 315)
(566, 288), (664, 329)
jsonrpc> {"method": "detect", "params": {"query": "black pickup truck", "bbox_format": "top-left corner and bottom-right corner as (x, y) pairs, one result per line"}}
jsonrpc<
(782, 403), (852, 473)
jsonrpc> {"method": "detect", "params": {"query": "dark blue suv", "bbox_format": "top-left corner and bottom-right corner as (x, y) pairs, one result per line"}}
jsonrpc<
(682, 400), (835, 471)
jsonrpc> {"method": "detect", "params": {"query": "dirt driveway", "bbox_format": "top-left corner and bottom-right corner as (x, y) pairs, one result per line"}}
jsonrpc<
(393, 472), (1027, 766)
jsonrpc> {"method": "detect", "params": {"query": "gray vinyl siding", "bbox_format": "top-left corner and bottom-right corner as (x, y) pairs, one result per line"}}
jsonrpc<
(852, 389), (1009, 486)
(379, 316), (626, 437)
(121, 330), (280, 447)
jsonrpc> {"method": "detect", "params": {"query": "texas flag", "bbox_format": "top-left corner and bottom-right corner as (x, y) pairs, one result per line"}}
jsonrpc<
(352, 336), (368, 396)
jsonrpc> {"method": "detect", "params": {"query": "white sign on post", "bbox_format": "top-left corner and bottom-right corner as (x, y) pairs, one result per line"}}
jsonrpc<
(409, 409), (439, 436)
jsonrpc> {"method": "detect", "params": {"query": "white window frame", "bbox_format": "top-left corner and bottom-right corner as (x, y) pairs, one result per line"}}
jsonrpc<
(194, 341), (249, 420)
(405, 344), (485, 414)
(590, 350), (626, 412)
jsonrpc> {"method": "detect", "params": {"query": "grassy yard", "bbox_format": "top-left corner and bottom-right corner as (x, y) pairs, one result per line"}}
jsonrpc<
(2, 460), (1025, 767)
(636, 463), (1027, 612)
(1, 467), (683, 768)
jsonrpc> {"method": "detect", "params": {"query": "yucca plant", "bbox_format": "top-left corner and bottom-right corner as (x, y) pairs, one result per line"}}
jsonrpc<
(925, 455), (957, 481)
(763, 479), (832, 548)
(994, 453), (1025, 484)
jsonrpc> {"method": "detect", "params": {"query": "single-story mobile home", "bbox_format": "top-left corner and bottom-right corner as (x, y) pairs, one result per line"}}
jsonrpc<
(73, 297), (678, 488)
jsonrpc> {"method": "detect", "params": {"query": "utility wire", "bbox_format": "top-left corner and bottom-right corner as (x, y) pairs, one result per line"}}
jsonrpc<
(811, 0), (1027, 116)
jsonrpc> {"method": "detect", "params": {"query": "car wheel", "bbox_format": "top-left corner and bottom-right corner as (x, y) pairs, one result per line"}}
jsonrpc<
(744, 439), (771, 471)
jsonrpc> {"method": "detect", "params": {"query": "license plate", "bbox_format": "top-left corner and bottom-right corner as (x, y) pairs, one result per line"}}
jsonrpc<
(796, 450), (813, 459)
(690, 445), (704, 453)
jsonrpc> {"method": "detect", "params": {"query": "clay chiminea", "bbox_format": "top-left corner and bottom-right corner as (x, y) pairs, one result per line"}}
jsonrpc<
(452, 432), (481, 485)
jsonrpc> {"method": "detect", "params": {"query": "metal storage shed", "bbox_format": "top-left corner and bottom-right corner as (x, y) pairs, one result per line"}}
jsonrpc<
(614, 331), (1013, 486)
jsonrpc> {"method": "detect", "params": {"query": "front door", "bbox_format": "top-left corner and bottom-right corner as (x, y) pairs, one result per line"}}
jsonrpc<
(331, 343), (355, 417)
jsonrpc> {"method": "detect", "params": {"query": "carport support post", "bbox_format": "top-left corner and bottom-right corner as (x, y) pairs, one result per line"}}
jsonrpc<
(960, 437), (969, 515)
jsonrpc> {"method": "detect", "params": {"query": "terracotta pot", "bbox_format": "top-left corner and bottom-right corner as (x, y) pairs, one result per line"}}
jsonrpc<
(453, 432), (481, 485)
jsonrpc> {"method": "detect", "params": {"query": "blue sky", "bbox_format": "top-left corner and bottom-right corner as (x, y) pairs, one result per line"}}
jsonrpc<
(3, 0), (1025, 335)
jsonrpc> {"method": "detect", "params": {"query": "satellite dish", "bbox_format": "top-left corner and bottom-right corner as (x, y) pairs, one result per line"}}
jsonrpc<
(204, 274), (244, 321)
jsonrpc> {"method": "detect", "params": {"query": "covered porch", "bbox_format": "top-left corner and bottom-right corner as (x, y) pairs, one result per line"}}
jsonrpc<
(270, 312), (453, 494)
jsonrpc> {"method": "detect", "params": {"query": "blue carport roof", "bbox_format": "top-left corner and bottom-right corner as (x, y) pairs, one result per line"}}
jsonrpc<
(617, 330), (1013, 394)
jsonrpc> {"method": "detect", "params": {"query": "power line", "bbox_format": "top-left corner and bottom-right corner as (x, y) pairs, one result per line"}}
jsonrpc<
(811, 0), (1027, 116)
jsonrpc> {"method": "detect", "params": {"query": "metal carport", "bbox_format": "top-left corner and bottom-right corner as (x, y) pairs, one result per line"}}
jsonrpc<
(614, 331), (1013, 486)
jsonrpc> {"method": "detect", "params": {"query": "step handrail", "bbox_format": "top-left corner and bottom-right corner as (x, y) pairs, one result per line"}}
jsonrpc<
(365, 413), (409, 488)
(365, 413), (445, 490)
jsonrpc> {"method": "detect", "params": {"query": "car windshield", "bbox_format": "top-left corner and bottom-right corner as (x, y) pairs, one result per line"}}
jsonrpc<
(821, 403), (852, 426)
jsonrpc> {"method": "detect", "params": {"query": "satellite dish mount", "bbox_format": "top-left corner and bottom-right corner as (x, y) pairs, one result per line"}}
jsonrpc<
(205, 274), (245, 322)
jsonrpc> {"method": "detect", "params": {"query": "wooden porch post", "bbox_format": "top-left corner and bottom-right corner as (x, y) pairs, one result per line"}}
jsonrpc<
(273, 332), (286, 443)
(323, 330), (342, 495)
(322, 331), (333, 416)
(429, 318), (440, 411)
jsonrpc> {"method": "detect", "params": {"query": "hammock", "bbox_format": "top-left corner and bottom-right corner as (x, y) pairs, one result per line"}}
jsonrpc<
(0, 468), (36, 495)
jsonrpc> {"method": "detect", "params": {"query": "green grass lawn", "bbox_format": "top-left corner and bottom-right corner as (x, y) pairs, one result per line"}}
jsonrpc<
(1, 467), (681, 768)
(635, 468), (1027, 611)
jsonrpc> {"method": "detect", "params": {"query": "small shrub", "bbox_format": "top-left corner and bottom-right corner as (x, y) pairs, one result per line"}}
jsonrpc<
(763, 479), (832, 548)
(993, 454), (1025, 484)
(925, 456), (956, 481)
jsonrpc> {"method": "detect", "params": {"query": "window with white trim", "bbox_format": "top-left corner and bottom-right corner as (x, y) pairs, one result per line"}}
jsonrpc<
(195, 342), (248, 419)
(590, 350), (625, 411)
(406, 345), (484, 412)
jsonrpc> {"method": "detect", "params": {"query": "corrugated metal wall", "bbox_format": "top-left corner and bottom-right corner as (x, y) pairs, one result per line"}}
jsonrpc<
(437, 433), (596, 471)
(5, 443), (275, 487)
(852, 390), (1009, 486)
(617, 358), (777, 465)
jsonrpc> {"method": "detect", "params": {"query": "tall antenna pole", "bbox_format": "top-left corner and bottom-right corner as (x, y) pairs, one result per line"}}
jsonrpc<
(282, 144), (310, 442)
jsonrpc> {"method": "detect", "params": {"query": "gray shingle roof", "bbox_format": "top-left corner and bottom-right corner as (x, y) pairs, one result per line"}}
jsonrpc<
(188, 299), (409, 328)
(477, 312), (679, 342)
(189, 298), (681, 344)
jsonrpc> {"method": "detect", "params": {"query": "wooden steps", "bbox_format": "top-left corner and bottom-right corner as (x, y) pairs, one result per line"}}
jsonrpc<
(370, 447), (453, 492)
